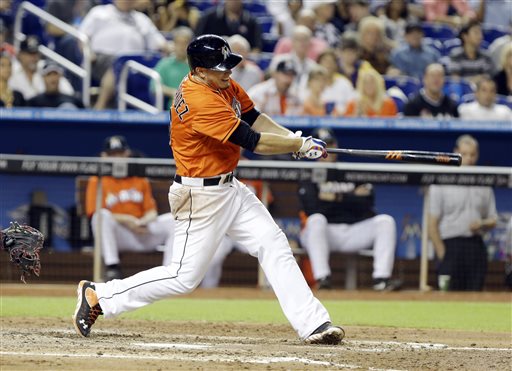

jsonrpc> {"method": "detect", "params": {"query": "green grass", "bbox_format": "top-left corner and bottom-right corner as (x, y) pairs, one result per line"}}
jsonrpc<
(1, 297), (510, 333)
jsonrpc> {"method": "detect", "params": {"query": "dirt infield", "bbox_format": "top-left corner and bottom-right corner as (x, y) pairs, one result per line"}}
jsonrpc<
(1, 285), (511, 370)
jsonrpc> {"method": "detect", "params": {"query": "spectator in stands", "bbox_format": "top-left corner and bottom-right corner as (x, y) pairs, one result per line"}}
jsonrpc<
(277, 25), (319, 101)
(0, 52), (24, 107)
(316, 49), (355, 115)
(310, 1), (340, 48)
(337, 31), (372, 87)
(154, 0), (200, 32)
(302, 65), (331, 116)
(298, 127), (401, 291)
(0, 18), (15, 57)
(153, 26), (193, 110)
(444, 20), (495, 82)
(274, 9), (328, 62)
(194, 0), (262, 52)
(404, 63), (459, 118)
(26, 61), (84, 109)
(493, 44), (512, 96)
(377, 0), (416, 43)
(458, 77), (512, 120)
(228, 35), (263, 91)
(9, 36), (75, 101)
(357, 16), (397, 75)
(247, 56), (303, 116)
(344, 68), (398, 117)
(390, 21), (441, 80)
(79, 0), (171, 109)
(488, 33), (511, 72)
(470, 0), (512, 29)
(85, 135), (175, 281)
(424, 0), (476, 28)
(428, 134), (497, 291)
(344, 0), (371, 32)
(267, 0), (303, 37)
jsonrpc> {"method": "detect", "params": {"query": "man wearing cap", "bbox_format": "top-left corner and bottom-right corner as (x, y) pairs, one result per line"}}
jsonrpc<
(85, 135), (175, 281)
(247, 56), (303, 116)
(26, 61), (84, 108)
(390, 21), (441, 80)
(8, 36), (74, 100)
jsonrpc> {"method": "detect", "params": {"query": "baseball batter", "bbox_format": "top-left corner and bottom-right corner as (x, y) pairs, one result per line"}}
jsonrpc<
(73, 34), (344, 345)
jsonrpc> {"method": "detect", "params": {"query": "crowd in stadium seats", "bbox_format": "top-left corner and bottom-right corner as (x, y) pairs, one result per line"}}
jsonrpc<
(0, 0), (510, 117)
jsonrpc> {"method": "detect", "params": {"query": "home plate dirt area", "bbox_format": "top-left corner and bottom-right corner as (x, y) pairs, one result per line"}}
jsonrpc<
(1, 287), (511, 370)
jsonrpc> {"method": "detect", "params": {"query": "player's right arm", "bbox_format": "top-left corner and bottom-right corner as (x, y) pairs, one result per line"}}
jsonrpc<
(251, 113), (294, 137)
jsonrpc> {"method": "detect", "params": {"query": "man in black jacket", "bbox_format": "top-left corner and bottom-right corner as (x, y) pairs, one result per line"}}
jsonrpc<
(26, 61), (84, 109)
(298, 127), (401, 290)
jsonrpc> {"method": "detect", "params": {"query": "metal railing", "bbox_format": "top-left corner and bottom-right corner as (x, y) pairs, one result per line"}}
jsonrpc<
(118, 60), (164, 114)
(14, 1), (92, 107)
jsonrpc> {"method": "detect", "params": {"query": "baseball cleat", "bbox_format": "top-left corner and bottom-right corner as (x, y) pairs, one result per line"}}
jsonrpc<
(304, 321), (345, 345)
(373, 278), (403, 292)
(72, 280), (103, 337)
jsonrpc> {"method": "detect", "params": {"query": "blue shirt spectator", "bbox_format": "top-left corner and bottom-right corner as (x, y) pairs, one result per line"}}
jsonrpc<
(391, 22), (440, 80)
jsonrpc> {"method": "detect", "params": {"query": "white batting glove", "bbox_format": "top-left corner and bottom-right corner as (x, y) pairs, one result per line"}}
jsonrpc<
(287, 130), (303, 138)
(294, 136), (328, 160)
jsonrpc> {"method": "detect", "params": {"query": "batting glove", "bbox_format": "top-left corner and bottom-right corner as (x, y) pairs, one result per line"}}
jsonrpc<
(294, 136), (328, 160)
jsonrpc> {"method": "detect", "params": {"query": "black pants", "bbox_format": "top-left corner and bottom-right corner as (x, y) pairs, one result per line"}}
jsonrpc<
(439, 236), (487, 291)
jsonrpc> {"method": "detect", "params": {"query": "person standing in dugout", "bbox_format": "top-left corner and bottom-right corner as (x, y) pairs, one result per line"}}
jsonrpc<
(73, 34), (344, 345)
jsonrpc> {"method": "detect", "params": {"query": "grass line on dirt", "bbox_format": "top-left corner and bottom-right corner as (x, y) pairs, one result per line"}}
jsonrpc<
(1, 296), (510, 333)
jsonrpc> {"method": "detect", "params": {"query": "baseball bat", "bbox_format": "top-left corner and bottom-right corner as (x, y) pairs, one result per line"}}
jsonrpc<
(326, 148), (462, 166)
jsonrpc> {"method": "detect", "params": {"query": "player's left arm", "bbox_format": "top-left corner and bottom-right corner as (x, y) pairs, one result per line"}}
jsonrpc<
(251, 113), (294, 136)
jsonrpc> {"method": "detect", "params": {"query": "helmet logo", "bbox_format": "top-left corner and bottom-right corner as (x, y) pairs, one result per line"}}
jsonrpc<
(221, 46), (229, 61)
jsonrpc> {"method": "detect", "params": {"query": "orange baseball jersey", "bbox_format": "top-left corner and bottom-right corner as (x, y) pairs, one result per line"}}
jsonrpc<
(170, 73), (255, 177)
(85, 176), (156, 218)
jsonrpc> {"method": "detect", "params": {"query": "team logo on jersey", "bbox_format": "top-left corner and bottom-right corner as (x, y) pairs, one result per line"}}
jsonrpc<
(221, 46), (230, 61)
(232, 98), (241, 118)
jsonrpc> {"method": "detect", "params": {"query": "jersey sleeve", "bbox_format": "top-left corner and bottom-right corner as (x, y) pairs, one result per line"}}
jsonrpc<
(190, 92), (241, 143)
(85, 176), (99, 218)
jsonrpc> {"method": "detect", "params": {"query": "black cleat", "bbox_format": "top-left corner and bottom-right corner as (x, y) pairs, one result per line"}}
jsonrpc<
(72, 280), (103, 337)
(373, 278), (403, 291)
(317, 276), (332, 290)
(304, 321), (345, 345)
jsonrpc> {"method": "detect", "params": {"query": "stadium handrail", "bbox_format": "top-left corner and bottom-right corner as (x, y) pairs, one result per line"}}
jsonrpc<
(118, 60), (164, 114)
(14, 1), (92, 107)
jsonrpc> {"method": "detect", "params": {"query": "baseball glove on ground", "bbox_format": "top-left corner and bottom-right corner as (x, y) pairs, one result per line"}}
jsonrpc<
(1, 222), (44, 283)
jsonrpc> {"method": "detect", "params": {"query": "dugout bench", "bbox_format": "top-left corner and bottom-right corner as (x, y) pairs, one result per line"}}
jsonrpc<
(72, 177), (376, 290)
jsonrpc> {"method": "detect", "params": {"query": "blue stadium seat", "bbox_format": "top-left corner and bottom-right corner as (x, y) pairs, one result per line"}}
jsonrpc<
(443, 38), (490, 56)
(257, 16), (275, 34)
(423, 37), (444, 56)
(187, 0), (216, 12)
(12, 0), (48, 46)
(443, 78), (474, 104)
(113, 53), (162, 107)
(421, 22), (456, 40)
(244, 1), (269, 15)
(254, 53), (272, 72)
(262, 33), (279, 52)
(384, 75), (421, 99)
(482, 24), (510, 44)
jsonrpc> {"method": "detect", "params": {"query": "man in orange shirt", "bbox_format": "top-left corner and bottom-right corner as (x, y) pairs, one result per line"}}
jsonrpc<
(85, 136), (174, 281)
(74, 35), (343, 345)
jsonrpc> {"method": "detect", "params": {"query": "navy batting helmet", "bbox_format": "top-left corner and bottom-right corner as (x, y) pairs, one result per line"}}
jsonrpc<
(311, 127), (337, 145)
(187, 34), (242, 72)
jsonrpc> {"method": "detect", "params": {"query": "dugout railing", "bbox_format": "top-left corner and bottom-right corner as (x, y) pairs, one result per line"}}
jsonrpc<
(1, 154), (510, 290)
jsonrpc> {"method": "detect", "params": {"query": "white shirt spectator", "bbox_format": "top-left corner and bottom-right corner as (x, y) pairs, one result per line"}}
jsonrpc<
(231, 60), (264, 91)
(247, 78), (303, 116)
(79, 4), (166, 55)
(321, 74), (356, 115)
(9, 68), (74, 100)
(458, 101), (512, 121)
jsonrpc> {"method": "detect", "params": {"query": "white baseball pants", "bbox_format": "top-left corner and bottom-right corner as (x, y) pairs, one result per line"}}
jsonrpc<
(201, 236), (249, 288)
(91, 209), (174, 266)
(95, 178), (330, 339)
(301, 213), (396, 280)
